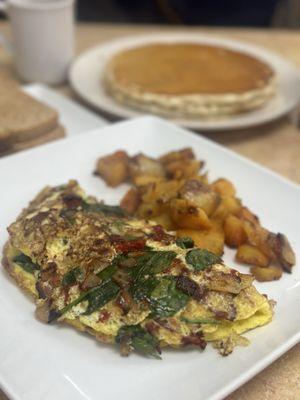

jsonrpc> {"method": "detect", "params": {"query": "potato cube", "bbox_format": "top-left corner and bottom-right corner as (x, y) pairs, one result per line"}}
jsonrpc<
(224, 214), (247, 247)
(250, 266), (283, 282)
(236, 244), (270, 267)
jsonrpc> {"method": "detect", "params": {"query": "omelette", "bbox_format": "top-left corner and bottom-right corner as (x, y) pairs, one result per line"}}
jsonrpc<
(2, 180), (274, 358)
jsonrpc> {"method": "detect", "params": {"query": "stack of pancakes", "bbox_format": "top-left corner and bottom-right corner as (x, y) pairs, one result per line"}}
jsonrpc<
(104, 43), (276, 118)
(0, 89), (65, 156)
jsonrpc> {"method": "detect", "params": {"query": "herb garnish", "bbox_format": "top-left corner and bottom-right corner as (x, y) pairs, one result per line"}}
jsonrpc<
(116, 325), (161, 359)
(149, 277), (189, 318)
(83, 280), (120, 315)
(130, 251), (177, 280)
(49, 280), (119, 322)
(97, 264), (118, 281)
(62, 267), (82, 287)
(131, 276), (189, 318)
(13, 253), (40, 274)
(82, 200), (126, 217)
(175, 237), (194, 249)
(185, 249), (221, 271)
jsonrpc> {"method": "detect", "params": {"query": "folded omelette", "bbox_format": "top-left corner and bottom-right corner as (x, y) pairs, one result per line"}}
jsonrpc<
(2, 180), (274, 358)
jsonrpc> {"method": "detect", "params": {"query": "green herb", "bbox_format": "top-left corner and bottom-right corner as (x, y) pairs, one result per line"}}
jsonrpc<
(185, 249), (221, 271)
(122, 234), (139, 240)
(62, 267), (82, 287)
(13, 253), (40, 274)
(49, 280), (119, 321)
(130, 276), (159, 302)
(49, 290), (88, 322)
(130, 251), (177, 280)
(82, 200), (126, 217)
(175, 237), (194, 249)
(83, 280), (120, 315)
(97, 264), (118, 281)
(149, 276), (189, 318)
(181, 317), (220, 325)
(116, 325), (161, 359)
(131, 276), (189, 318)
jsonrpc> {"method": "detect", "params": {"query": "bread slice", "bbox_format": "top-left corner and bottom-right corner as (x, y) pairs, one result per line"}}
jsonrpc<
(0, 89), (59, 144)
(0, 125), (65, 156)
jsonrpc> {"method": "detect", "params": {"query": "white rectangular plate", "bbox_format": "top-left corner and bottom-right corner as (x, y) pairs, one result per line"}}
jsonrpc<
(23, 83), (107, 137)
(0, 116), (299, 400)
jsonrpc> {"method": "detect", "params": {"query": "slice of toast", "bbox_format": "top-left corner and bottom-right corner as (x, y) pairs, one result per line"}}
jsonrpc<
(0, 89), (59, 144)
(0, 125), (65, 156)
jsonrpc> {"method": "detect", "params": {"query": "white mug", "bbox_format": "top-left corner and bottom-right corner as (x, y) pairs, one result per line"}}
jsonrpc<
(0, 0), (75, 85)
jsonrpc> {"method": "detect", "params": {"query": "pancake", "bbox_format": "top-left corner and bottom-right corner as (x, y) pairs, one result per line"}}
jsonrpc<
(104, 43), (276, 118)
(3, 180), (274, 358)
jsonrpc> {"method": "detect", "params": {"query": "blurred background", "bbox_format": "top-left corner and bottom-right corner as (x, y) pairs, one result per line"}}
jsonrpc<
(75, 0), (300, 27)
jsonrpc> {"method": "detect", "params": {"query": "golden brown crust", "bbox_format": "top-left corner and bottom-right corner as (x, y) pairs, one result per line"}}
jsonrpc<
(107, 44), (274, 95)
(2, 241), (38, 299)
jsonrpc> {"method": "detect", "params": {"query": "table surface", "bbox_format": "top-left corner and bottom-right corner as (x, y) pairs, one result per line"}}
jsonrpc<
(0, 22), (299, 400)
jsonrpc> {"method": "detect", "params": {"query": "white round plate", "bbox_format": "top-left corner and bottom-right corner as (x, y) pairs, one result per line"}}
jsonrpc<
(70, 33), (300, 131)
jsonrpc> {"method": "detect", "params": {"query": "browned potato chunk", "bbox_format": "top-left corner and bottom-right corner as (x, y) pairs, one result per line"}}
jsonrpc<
(137, 202), (162, 219)
(177, 221), (225, 256)
(237, 207), (260, 225)
(267, 233), (296, 272)
(170, 198), (212, 230)
(224, 214), (247, 247)
(236, 244), (270, 267)
(159, 148), (195, 164)
(179, 179), (220, 217)
(141, 180), (181, 212)
(165, 159), (202, 179)
(133, 175), (165, 186)
(212, 196), (242, 221)
(250, 266), (283, 282)
(120, 188), (141, 215)
(211, 178), (236, 197)
(129, 153), (165, 182)
(151, 213), (176, 231)
(95, 150), (129, 187)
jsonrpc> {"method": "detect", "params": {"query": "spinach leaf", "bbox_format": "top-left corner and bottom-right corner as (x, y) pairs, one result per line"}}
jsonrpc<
(131, 275), (189, 318)
(181, 317), (220, 325)
(130, 251), (177, 280)
(83, 280), (120, 315)
(116, 325), (161, 359)
(97, 253), (133, 281)
(62, 267), (82, 287)
(130, 276), (159, 302)
(49, 280), (119, 322)
(48, 290), (89, 322)
(175, 236), (194, 249)
(185, 249), (221, 271)
(149, 276), (189, 318)
(13, 253), (39, 274)
(97, 264), (118, 281)
(82, 200), (126, 217)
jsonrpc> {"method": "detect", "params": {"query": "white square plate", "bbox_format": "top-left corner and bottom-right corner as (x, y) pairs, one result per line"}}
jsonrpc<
(0, 117), (299, 400)
(23, 83), (108, 137)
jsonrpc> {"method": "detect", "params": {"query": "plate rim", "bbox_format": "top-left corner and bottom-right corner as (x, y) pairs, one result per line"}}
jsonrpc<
(0, 116), (299, 400)
(69, 32), (300, 131)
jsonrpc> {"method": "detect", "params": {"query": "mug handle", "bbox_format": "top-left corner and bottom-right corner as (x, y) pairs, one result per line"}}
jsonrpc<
(0, 1), (13, 54)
